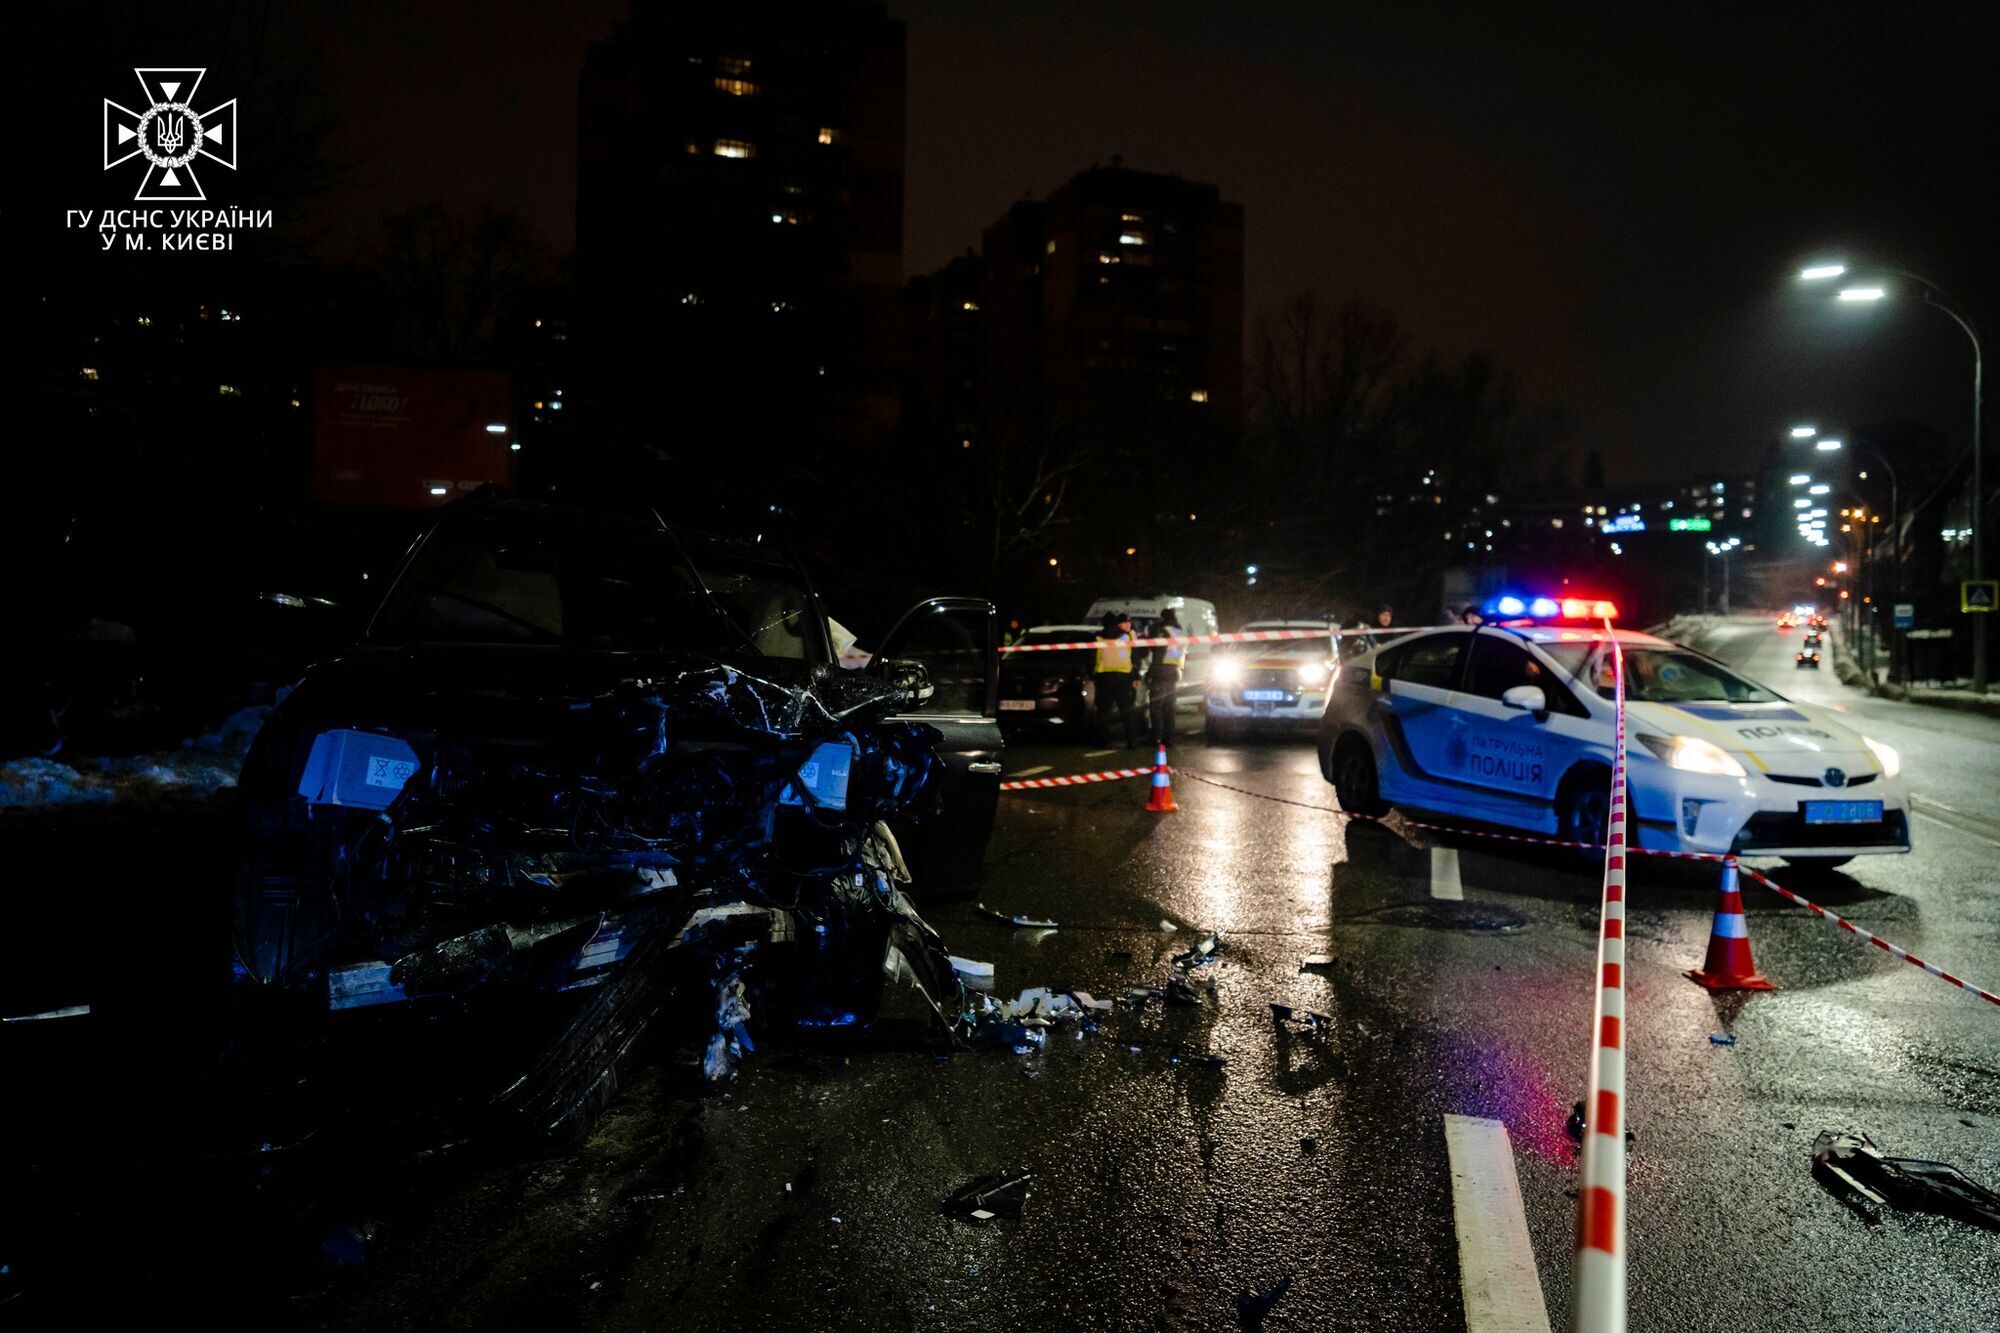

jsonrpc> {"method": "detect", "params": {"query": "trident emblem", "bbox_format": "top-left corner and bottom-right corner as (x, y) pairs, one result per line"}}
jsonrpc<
(103, 68), (238, 202)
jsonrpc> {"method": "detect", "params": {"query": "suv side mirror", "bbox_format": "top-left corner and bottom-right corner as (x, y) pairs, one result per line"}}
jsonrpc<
(873, 657), (935, 706)
(1501, 684), (1547, 715)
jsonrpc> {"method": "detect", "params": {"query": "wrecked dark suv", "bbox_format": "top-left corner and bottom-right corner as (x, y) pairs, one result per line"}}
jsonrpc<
(233, 498), (1000, 1136)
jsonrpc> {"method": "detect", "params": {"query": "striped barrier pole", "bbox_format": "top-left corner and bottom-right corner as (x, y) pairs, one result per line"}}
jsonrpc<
(1573, 624), (1628, 1333)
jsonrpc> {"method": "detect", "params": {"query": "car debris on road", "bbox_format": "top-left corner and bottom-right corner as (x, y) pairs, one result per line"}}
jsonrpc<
(1811, 1130), (2000, 1228)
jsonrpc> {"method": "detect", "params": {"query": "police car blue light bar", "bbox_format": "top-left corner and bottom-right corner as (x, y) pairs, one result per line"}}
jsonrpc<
(1482, 593), (1619, 622)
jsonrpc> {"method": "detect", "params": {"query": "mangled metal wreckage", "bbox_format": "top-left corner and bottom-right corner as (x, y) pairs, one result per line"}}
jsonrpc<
(234, 529), (982, 1141)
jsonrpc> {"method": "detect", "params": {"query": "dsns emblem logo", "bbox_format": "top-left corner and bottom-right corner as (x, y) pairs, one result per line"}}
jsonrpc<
(103, 68), (237, 201)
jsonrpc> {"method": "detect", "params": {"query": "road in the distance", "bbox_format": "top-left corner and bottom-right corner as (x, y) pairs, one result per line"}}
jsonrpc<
(1691, 614), (2000, 841)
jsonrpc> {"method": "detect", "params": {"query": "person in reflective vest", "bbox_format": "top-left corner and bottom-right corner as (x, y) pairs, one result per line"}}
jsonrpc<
(1148, 608), (1187, 744)
(1093, 611), (1143, 748)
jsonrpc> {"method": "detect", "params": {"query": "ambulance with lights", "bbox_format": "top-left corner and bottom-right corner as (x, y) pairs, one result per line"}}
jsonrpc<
(1318, 596), (1910, 867)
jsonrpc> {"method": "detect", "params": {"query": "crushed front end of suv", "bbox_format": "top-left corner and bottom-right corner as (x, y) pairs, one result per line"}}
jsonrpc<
(233, 500), (993, 1140)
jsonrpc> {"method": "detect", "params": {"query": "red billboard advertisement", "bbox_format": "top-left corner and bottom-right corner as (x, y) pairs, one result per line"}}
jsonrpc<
(311, 365), (513, 507)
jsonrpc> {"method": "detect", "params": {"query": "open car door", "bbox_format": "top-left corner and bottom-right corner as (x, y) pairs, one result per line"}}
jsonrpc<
(871, 596), (1001, 894)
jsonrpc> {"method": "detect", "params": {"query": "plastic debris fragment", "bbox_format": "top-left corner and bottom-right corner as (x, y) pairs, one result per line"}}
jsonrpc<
(1709, 1033), (1737, 1046)
(1173, 931), (1222, 970)
(1811, 1131), (2000, 1227)
(979, 903), (1060, 929)
(949, 955), (996, 987)
(1236, 1274), (1293, 1328)
(945, 1169), (1032, 1221)
(1269, 1002), (1332, 1033)
(1299, 954), (1336, 971)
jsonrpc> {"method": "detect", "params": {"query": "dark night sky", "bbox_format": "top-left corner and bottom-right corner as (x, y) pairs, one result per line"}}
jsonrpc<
(157, 2), (2000, 483)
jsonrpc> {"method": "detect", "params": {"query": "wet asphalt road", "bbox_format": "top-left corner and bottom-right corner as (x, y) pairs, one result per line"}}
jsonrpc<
(276, 620), (2000, 1333)
(12, 622), (1999, 1330)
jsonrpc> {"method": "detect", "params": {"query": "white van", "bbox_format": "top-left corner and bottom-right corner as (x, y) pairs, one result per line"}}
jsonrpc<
(1082, 595), (1221, 691)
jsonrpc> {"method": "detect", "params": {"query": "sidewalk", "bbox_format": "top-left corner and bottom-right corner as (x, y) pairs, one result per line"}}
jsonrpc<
(1829, 626), (2000, 721)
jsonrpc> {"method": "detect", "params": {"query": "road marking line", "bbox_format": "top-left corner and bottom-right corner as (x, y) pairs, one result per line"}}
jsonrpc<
(1011, 764), (1053, 778)
(1444, 1114), (1552, 1333)
(1431, 846), (1464, 900)
(1084, 749), (1114, 758)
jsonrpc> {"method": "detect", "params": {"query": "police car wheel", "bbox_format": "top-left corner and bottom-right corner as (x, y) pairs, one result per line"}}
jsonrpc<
(1556, 766), (1613, 847)
(1332, 736), (1388, 817)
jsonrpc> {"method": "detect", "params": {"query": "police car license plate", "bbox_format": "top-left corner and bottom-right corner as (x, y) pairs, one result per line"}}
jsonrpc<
(1243, 689), (1287, 703)
(1802, 799), (1882, 824)
(998, 699), (1037, 711)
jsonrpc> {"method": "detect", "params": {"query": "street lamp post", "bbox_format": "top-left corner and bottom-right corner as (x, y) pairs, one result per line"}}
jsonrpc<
(1799, 263), (1986, 692)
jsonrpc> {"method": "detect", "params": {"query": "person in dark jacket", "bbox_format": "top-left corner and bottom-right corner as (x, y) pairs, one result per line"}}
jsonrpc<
(1147, 608), (1188, 744)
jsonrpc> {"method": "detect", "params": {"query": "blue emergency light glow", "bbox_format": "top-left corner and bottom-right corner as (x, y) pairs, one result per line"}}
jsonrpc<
(1482, 593), (1619, 623)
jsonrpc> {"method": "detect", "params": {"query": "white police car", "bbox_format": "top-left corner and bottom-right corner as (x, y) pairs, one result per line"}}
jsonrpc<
(1319, 602), (1909, 868)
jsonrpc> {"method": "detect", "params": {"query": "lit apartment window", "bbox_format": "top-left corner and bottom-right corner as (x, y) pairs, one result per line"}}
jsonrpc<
(770, 210), (799, 225)
(1188, 388), (1209, 403)
(80, 367), (100, 380)
(1120, 212), (1144, 223)
(218, 383), (242, 397)
(719, 54), (752, 74)
(714, 140), (754, 159)
(961, 300), (979, 312)
(1096, 252), (1120, 265)
(714, 77), (759, 96)
(1117, 232), (1149, 246)
(1044, 239), (1057, 255)
(817, 127), (843, 145)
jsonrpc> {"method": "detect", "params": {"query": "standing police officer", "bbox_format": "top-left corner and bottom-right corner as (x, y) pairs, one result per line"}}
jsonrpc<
(1093, 610), (1143, 748)
(1148, 608), (1187, 745)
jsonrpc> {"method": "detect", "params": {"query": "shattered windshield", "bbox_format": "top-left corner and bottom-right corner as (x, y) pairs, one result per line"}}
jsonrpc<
(369, 511), (732, 653)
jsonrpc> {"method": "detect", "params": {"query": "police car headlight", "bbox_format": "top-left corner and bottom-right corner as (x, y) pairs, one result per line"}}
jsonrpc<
(1863, 735), (1901, 779)
(1296, 661), (1329, 687)
(1636, 733), (1745, 778)
(1211, 657), (1244, 686)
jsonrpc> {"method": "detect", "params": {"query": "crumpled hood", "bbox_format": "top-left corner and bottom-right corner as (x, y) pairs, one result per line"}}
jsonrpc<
(1628, 699), (1879, 775)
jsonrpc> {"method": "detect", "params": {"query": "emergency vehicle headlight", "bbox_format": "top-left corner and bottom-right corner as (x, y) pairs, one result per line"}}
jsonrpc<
(1296, 661), (1329, 687)
(1636, 733), (1745, 778)
(1862, 735), (1900, 779)
(1210, 657), (1245, 686)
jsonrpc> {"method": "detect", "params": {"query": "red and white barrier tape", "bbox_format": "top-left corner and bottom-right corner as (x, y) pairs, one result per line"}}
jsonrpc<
(1000, 627), (1395, 653)
(998, 765), (1157, 792)
(1731, 861), (2000, 1008)
(1168, 770), (2000, 1009)
(1573, 624), (1627, 1332)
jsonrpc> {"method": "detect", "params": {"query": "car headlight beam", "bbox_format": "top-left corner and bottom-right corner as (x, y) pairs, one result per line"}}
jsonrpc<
(1295, 661), (1329, 687)
(1862, 735), (1900, 779)
(1210, 657), (1244, 687)
(1636, 732), (1746, 778)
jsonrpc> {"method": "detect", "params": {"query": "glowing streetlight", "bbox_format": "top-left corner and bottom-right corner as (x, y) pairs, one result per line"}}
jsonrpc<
(1799, 264), (1847, 281)
(1838, 287), (1887, 302)
(1789, 474), (1810, 485)
(1789, 425), (1818, 438)
(1816, 438), (1843, 451)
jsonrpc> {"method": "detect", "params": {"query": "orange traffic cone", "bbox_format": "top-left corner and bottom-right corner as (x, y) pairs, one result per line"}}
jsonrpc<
(1685, 856), (1775, 990)
(1145, 743), (1179, 813)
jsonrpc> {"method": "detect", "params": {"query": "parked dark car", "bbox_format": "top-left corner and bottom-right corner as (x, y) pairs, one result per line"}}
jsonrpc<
(231, 498), (1001, 1140)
